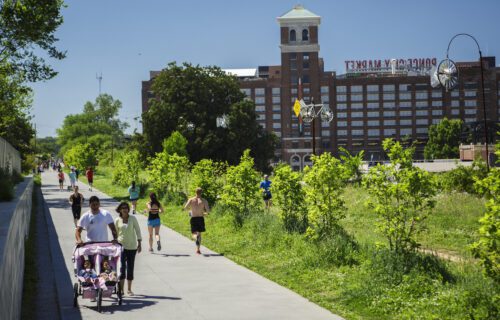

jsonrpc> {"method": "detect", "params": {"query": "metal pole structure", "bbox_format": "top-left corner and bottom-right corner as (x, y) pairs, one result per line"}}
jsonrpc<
(446, 33), (489, 170)
(312, 117), (316, 155)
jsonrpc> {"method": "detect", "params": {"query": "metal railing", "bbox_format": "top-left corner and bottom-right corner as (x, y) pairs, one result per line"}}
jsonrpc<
(0, 137), (21, 174)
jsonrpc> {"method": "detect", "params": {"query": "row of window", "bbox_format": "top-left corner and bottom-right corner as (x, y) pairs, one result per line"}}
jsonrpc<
(336, 109), (445, 118)
(335, 118), (443, 127)
(336, 128), (429, 137)
(337, 84), (430, 93)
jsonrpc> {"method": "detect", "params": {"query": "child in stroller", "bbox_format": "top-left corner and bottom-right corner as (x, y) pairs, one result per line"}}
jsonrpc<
(78, 260), (99, 287)
(99, 259), (118, 285)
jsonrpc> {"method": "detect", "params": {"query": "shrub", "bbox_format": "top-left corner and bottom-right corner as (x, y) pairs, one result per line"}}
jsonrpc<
(363, 139), (437, 254)
(147, 151), (190, 200)
(64, 143), (97, 170)
(272, 163), (308, 233)
(438, 160), (489, 195)
(0, 168), (15, 201)
(112, 150), (142, 187)
(339, 147), (365, 184)
(190, 159), (226, 207)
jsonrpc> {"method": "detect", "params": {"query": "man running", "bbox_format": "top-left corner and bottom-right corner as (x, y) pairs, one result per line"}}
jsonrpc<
(85, 167), (94, 191)
(76, 196), (118, 244)
(260, 174), (272, 209)
(69, 186), (84, 228)
(183, 188), (210, 254)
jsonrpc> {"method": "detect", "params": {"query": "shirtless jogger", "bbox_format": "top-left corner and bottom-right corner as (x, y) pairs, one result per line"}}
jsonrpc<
(183, 188), (210, 254)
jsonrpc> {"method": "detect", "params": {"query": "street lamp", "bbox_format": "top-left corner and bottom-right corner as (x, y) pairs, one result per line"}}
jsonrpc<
(299, 100), (334, 155)
(432, 33), (490, 169)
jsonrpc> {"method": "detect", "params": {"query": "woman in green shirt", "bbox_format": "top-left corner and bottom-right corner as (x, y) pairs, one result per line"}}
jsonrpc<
(115, 202), (142, 296)
(128, 181), (140, 214)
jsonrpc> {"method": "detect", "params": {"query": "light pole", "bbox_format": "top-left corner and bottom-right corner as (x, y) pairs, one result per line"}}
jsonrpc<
(436, 33), (490, 170)
(299, 100), (334, 155)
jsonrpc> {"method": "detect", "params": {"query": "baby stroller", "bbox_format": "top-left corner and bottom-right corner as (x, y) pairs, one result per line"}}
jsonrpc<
(72, 241), (123, 312)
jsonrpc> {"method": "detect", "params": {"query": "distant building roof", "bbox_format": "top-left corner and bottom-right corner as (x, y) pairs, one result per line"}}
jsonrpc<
(223, 68), (258, 78)
(277, 5), (320, 24)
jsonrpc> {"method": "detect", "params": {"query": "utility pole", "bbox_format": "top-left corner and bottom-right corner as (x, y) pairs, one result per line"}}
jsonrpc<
(96, 72), (103, 95)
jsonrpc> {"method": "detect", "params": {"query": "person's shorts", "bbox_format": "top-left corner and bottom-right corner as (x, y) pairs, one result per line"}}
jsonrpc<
(147, 218), (161, 227)
(130, 198), (139, 202)
(190, 216), (206, 233)
(87, 179), (93, 184)
(263, 191), (272, 200)
(58, 179), (63, 184)
(72, 206), (82, 219)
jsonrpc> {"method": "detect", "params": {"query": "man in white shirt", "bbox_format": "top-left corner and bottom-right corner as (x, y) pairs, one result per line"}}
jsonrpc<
(76, 196), (118, 244)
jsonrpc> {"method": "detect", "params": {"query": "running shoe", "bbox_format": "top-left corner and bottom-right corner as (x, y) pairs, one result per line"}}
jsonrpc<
(157, 241), (161, 251)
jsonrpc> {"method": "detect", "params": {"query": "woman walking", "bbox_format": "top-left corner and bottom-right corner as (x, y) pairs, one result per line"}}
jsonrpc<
(127, 181), (140, 214)
(145, 193), (163, 252)
(69, 186), (84, 228)
(115, 202), (142, 296)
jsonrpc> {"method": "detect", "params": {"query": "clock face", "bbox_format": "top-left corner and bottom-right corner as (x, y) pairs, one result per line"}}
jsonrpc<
(437, 59), (459, 91)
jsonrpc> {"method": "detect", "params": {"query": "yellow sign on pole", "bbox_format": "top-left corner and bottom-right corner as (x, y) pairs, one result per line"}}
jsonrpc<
(293, 99), (301, 117)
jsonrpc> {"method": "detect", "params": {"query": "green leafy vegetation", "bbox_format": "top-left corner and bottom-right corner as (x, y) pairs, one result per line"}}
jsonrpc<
(424, 117), (463, 159)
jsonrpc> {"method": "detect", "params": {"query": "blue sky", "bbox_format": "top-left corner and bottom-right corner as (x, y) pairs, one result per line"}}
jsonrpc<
(32, 0), (500, 137)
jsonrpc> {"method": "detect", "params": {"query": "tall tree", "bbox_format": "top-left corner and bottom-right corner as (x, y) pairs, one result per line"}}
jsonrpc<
(57, 94), (128, 155)
(0, 0), (66, 82)
(142, 62), (276, 171)
(424, 118), (463, 159)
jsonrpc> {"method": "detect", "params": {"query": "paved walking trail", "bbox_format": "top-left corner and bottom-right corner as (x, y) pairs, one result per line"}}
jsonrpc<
(40, 171), (342, 320)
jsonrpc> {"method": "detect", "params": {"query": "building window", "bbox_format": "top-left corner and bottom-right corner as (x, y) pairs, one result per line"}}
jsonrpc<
(416, 110), (428, 116)
(255, 97), (265, 104)
(290, 29), (296, 41)
(368, 120), (380, 126)
(272, 87), (280, 95)
(351, 94), (363, 101)
(273, 114), (281, 120)
(400, 110), (412, 117)
(400, 119), (412, 125)
(322, 130), (330, 137)
(451, 109), (460, 115)
(368, 129), (380, 136)
(432, 91), (442, 98)
(272, 96), (280, 103)
(352, 129), (363, 136)
(274, 131), (282, 137)
(383, 84), (395, 92)
(367, 102), (379, 109)
(272, 105), (280, 112)
(464, 90), (476, 97)
(303, 60), (309, 69)
(302, 29), (309, 41)
(367, 111), (379, 117)
(384, 120), (395, 126)
(351, 85), (363, 93)
(399, 101), (412, 108)
(464, 100), (476, 107)
(416, 127), (428, 134)
(416, 92), (428, 100)
(302, 75), (310, 83)
(384, 128), (396, 136)
(337, 121), (347, 127)
(352, 121), (363, 127)
(383, 102), (395, 108)
(367, 85), (379, 92)
(384, 93), (396, 101)
(255, 105), (265, 112)
(321, 95), (329, 103)
(432, 119), (441, 124)
(321, 121), (330, 128)
(432, 110), (443, 116)
(273, 122), (281, 129)
(255, 88), (265, 96)
(303, 87), (310, 94)
(401, 128), (412, 136)
(241, 88), (251, 96)
(416, 101), (427, 107)
(451, 100), (459, 107)
(432, 100), (442, 107)
(337, 130), (347, 136)
(321, 86), (329, 94)
(351, 112), (363, 118)
(337, 103), (347, 110)
(351, 103), (363, 110)
(337, 94), (347, 102)
(383, 111), (395, 117)
(416, 119), (428, 125)
(337, 86), (347, 93)
(399, 84), (410, 91)
(367, 93), (379, 101)
(399, 93), (411, 100)
(465, 109), (477, 115)
(465, 117), (476, 123)
(257, 114), (266, 121)
(337, 112), (347, 119)
(451, 90), (459, 97)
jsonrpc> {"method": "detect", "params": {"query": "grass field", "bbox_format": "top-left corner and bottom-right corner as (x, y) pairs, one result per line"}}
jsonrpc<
(92, 166), (497, 319)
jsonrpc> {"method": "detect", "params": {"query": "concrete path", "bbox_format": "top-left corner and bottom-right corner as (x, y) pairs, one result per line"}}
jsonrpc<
(40, 171), (342, 320)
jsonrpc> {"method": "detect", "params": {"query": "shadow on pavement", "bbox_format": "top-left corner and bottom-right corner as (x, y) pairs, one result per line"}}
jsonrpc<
(157, 254), (191, 257)
(202, 253), (224, 257)
(81, 295), (182, 314)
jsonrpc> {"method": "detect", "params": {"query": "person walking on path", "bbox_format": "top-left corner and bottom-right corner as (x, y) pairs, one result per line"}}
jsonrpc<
(114, 202), (142, 296)
(183, 187), (210, 254)
(85, 167), (94, 191)
(75, 196), (118, 244)
(127, 181), (140, 214)
(260, 174), (272, 209)
(69, 186), (84, 228)
(68, 168), (77, 190)
(57, 169), (65, 191)
(145, 193), (163, 253)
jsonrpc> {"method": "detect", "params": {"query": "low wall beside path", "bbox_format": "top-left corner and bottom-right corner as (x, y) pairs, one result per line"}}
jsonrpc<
(0, 177), (34, 320)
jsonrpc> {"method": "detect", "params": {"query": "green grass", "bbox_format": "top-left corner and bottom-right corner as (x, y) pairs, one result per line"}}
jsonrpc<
(92, 166), (498, 319)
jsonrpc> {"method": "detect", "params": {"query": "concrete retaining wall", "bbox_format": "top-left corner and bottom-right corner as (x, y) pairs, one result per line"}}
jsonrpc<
(0, 178), (33, 320)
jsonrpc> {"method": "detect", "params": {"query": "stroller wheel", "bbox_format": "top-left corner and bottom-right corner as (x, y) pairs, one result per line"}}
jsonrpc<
(97, 289), (103, 313)
(73, 283), (78, 307)
(117, 283), (123, 303)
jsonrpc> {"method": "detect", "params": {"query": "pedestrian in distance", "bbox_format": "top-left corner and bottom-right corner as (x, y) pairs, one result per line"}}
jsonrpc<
(57, 169), (65, 191)
(128, 181), (140, 214)
(75, 196), (118, 244)
(114, 202), (142, 296)
(85, 167), (94, 191)
(260, 174), (272, 209)
(183, 187), (210, 255)
(144, 193), (163, 253)
(69, 185), (84, 228)
(68, 167), (77, 190)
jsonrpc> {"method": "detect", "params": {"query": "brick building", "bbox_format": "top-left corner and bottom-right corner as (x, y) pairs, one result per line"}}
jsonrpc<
(142, 5), (500, 170)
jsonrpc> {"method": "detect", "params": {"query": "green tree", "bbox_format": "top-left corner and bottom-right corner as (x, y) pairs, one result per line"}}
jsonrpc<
(56, 94), (128, 155)
(162, 131), (188, 157)
(303, 152), (348, 240)
(220, 149), (260, 226)
(339, 147), (365, 184)
(35, 136), (60, 156)
(112, 150), (142, 187)
(142, 62), (276, 171)
(190, 159), (227, 207)
(424, 117), (463, 159)
(272, 164), (308, 233)
(472, 143), (500, 283)
(1, 0), (65, 82)
(147, 151), (190, 200)
(63, 143), (97, 170)
(363, 139), (437, 254)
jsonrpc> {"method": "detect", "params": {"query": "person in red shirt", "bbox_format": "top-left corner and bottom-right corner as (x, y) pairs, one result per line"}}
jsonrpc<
(57, 170), (65, 191)
(86, 167), (94, 191)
